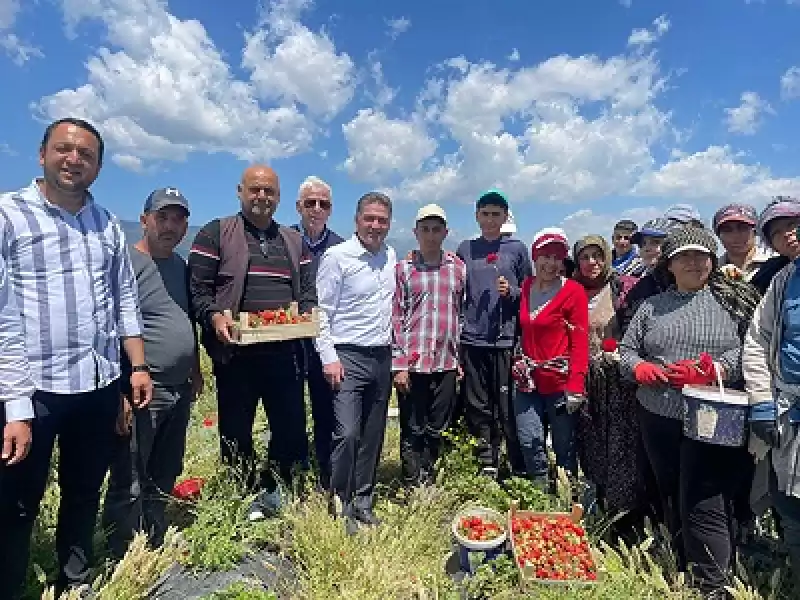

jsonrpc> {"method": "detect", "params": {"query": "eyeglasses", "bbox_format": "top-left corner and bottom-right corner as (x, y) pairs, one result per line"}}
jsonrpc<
(304, 198), (331, 210)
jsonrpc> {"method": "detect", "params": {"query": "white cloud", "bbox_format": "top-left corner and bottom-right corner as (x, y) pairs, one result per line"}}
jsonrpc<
(560, 206), (661, 244)
(508, 48), (520, 62)
(627, 15), (670, 48)
(386, 17), (411, 40)
(341, 108), (437, 183)
(243, 0), (356, 118)
(0, 0), (42, 64)
(0, 32), (43, 65)
(781, 66), (800, 100)
(0, 0), (20, 30)
(0, 142), (17, 156)
(365, 51), (396, 107)
(619, 0), (632, 6)
(633, 145), (800, 203)
(35, 0), (355, 168)
(724, 91), (773, 135)
(111, 153), (144, 172)
(365, 35), (671, 205)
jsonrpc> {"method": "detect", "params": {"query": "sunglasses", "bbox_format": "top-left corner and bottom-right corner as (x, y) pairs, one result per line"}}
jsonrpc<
(304, 198), (331, 210)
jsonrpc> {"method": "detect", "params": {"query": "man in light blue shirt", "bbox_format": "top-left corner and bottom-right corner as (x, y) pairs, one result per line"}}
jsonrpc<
(315, 192), (396, 535)
(0, 254), (36, 497)
(0, 118), (153, 598)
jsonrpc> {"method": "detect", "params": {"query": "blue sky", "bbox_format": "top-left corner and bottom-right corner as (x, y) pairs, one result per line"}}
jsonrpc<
(1, 0), (800, 248)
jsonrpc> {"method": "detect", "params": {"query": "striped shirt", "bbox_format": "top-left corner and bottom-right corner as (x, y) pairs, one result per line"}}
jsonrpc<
(0, 180), (142, 419)
(619, 286), (743, 419)
(0, 255), (35, 419)
(392, 251), (467, 373)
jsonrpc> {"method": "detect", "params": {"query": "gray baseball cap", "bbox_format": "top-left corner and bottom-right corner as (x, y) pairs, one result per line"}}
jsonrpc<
(143, 187), (190, 215)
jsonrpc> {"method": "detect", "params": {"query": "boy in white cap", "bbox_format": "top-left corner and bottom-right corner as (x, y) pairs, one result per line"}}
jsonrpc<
(392, 204), (466, 485)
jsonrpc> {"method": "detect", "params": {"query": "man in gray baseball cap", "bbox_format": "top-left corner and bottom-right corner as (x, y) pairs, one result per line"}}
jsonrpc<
(103, 186), (203, 558)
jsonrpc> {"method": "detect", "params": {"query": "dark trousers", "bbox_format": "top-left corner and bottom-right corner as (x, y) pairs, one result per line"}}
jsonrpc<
(331, 345), (391, 513)
(769, 468), (800, 588)
(461, 344), (525, 473)
(214, 343), (308, 491)
(304, 341), (335, 487)
(0, 383), (120, 598)
(398, 371), (458, 484)
(102, 383), (192, 559)
(639, 405), (751, 592)
(513, 390), (576, 477)
(0, 403), (6, 501)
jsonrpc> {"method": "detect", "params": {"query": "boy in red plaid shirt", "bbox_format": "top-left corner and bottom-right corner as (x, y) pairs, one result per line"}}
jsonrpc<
(392, 204), (466, 485)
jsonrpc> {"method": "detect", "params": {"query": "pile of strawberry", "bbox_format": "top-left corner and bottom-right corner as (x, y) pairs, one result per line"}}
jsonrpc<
(248, 308), (313, 327)
(458, 515), (505, 542)
(511, 515), (597, 582)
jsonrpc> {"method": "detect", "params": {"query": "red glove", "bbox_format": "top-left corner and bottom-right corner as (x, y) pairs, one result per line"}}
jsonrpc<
(665, 353), (717, 388)
(633, 362), (668, 386)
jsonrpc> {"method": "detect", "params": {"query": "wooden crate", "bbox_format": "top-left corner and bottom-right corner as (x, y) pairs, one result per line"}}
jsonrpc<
(225, 302), (320, 344)
(508, 502), (601, 588)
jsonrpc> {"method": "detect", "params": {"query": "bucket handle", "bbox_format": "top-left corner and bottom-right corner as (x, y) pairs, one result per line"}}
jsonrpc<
(714, 361), (725, 400)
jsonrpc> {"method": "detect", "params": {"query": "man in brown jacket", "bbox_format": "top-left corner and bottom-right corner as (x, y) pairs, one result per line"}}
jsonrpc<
(188, 165), (316, 521)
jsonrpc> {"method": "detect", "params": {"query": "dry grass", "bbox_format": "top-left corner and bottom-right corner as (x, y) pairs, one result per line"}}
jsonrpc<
(22, 354), (793, 600)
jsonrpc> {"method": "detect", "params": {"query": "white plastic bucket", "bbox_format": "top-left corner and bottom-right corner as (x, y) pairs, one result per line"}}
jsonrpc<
(682, 372), (749, 447)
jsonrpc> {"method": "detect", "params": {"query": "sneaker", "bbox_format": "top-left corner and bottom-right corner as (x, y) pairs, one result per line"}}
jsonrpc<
(247, 488), (282, 522)
(480, 466), (499, 480)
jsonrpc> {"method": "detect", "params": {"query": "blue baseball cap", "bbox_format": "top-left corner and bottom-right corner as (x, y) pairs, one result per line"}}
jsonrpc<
(143, 187), (190, 215)
(631, 218), (670, 245)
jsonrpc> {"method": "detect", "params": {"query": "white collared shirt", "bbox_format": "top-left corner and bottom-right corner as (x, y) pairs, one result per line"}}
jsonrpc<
(314, 235), (396, 365)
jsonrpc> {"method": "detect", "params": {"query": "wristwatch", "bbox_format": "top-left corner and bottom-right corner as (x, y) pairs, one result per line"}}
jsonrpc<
(132, 364), (151, 374)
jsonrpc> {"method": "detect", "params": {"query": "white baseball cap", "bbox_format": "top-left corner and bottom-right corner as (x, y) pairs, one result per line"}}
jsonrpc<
(500, 209), (517, 234)
(415, 203), (447, 224)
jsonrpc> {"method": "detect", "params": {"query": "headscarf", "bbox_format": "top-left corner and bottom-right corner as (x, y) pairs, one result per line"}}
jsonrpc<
(572, 234), (613, 290)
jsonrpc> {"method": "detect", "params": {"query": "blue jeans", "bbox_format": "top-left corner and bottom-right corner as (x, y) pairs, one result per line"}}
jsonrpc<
(513, 390), (577, 478)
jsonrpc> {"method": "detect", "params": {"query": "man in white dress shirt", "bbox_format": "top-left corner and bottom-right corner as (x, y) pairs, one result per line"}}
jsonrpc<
(315, 192), (396, 535)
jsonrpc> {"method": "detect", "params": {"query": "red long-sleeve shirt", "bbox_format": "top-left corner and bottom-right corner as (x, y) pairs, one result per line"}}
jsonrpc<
(518, 277), (589, 395)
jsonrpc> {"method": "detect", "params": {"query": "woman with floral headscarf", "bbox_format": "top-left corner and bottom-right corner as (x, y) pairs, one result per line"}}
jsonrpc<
(572, 235), (644, 537)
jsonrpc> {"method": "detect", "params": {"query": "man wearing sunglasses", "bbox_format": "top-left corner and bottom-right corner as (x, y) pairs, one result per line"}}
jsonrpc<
(292, 176), (344, 491)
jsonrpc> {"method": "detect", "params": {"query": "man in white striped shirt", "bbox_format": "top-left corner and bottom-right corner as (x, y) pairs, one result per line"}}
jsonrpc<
(0, 254), (36, 495)
(0, 118), (152, 598)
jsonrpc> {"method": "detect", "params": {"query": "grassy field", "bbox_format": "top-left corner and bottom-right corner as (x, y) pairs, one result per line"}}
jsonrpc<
(21, 355), (796, 600)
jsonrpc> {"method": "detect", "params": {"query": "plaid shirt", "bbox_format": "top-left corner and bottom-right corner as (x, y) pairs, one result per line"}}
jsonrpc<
(392, 251), (466, 373)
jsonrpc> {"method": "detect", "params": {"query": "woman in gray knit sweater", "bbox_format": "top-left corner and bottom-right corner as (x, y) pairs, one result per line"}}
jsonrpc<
(619, 226), (760, 599)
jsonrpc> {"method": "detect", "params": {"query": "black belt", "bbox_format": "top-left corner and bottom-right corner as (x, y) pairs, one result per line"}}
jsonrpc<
(336, 344), (391, 357)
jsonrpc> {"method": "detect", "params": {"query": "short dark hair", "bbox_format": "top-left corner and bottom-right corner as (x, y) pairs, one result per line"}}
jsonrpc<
(356, 191), (392, 218)
(40, 118), (105, 166)
(613, 219), (638, 233)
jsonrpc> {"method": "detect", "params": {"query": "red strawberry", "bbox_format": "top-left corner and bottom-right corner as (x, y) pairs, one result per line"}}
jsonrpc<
(601, 338), (618, 353)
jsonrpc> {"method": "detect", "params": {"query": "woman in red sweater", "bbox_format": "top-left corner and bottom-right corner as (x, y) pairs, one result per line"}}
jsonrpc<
(511, 227), (589, 485)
